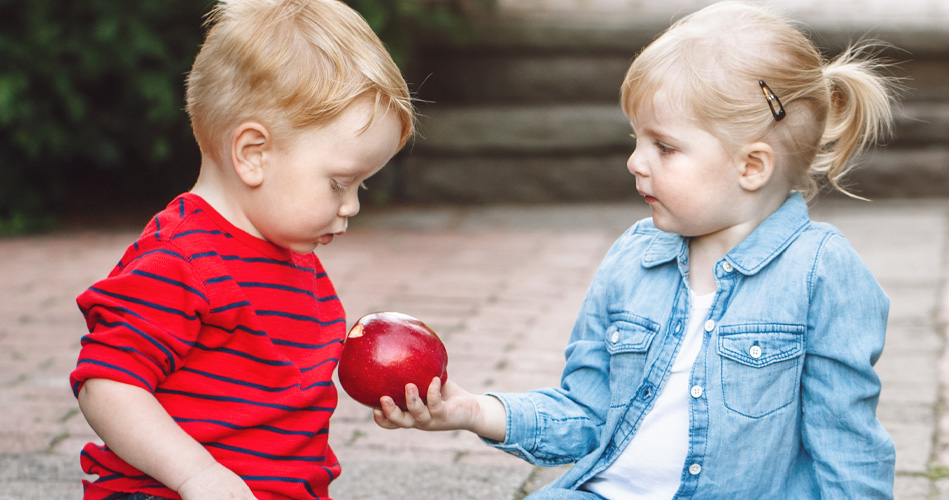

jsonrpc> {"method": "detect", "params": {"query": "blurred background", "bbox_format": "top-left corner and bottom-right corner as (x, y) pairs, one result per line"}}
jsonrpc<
(0, 0), (946, 235)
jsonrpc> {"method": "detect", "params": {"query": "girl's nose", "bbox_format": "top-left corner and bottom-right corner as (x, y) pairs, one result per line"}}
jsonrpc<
(627, 148), (645, 177)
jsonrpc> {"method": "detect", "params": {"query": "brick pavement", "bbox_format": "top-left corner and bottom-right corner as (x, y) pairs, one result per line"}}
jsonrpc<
(1, 199), (947, 499)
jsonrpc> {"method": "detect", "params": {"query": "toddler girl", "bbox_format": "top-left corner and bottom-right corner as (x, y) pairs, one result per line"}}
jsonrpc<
(375, 2), (898, 498)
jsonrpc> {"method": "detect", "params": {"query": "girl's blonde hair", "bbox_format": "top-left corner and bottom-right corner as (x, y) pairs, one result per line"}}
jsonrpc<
(621, 1), (898, 199)
(185, 0), (415, 162)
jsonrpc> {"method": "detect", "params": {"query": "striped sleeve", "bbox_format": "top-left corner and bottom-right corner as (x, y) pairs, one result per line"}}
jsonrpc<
(71, 238), (208, 396)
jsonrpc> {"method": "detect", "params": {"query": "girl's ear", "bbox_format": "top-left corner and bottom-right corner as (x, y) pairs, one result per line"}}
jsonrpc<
(736, 142), (777, 192)
(231, 122), (270, 188)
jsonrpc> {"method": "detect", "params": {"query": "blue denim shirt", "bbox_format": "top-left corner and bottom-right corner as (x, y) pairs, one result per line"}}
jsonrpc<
(487, 193), (895, 499)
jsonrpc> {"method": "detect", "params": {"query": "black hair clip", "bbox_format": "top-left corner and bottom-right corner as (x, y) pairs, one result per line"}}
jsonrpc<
(758, 80), (787, 121)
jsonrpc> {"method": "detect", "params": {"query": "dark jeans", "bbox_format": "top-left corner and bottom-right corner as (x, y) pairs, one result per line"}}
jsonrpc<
(104, 493), (172, 500)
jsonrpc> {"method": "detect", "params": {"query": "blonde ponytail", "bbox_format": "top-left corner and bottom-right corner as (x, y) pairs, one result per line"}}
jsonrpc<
(815, 44), (898, 198)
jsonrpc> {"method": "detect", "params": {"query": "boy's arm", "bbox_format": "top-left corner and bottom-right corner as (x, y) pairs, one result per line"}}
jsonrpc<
(77, 378), (255, 500)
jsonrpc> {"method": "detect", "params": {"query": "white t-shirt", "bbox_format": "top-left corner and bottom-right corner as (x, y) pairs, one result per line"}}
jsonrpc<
(582, 291), (715, 499)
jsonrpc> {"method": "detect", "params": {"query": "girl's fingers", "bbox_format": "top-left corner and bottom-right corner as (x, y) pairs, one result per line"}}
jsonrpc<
(404, 384), (433, 425)
(426, 377), (445, 415)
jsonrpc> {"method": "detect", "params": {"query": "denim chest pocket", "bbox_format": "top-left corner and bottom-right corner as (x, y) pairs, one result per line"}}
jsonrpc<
(717, 324), (805, 418)
(604, 312), (660, 404)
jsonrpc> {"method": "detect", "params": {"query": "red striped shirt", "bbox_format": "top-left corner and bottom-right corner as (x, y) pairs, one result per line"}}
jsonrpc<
(70, 194), (346, 500)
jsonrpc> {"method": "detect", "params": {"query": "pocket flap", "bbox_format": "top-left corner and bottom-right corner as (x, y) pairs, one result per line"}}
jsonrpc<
(717, 324), (804, 367)
(605, 313), (660, 354)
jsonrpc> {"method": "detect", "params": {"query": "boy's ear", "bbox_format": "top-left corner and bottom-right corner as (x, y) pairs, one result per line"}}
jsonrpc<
(736, 142), (776, 192)
(231, 122), (270, 188)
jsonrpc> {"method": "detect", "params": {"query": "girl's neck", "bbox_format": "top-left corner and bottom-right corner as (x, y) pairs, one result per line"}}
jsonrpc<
(686, 192), (789, 294)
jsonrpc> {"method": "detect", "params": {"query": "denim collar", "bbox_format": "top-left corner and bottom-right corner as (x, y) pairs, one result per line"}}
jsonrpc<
(642, 192), (811, 275)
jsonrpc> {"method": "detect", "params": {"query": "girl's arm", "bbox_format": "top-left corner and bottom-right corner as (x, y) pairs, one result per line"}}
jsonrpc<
(373, 377), (507, 441)
(77, 378), (256, 500)
(801, 234), (895, 498)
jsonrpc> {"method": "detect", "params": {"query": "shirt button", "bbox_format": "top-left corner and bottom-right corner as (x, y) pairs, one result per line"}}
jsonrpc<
(611, 331), (620, 343)
(690, 385), (703, 398)
(689, 463), (702, 475)
(704, 319), (715, 332)
(749, 345), (762, 358)
(721, 261), (734, 273)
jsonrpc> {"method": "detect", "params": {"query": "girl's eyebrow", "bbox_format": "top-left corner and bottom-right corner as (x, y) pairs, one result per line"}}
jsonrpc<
(638, 125), (676, 142)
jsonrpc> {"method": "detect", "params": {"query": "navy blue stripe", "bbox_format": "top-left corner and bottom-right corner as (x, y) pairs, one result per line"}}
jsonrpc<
(174, 417), (324, 437)
(300, 358), (339, 373)
(93, 319), (178, 372)
(88, 287), (200, 320)
(129, 270), (208, 303)
(242, 474), (324, 497)
(190, 251), (320, 275)
(172, 229), (231, 240)
(237, 282), (336, 302)
(178, 197), (185, 219)
(205, 322), (267, 337)
(204, 442), (326, 462)
(126, 248), (189, 267)
(155, 388), (334, 412)
(80, 335), (170, 376)
(211, 301), (250, 313)
(206, 275), (233, 284)
(191, 342), (293, 366)
(76, 359), (154, 392)
(180, 367), (332, 391)
(80, 450), (153, 482)
(256, 310), (345, 327)
(153, 215), (161, 241)
(271, 337), (343, 350)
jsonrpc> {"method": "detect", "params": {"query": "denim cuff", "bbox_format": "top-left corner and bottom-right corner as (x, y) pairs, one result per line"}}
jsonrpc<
(480, 391), (542, 464)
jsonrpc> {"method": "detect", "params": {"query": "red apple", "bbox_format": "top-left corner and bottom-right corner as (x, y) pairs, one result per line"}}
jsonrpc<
(337, 312), (448, 410)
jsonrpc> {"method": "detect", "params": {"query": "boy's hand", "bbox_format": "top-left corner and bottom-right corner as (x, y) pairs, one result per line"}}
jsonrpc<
(177, 461), (256, 500)
(373, 378), (507, 442)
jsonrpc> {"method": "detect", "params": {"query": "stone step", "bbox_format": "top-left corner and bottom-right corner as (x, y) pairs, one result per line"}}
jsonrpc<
(393, 146), (949, 203)
(390, 11), (949, 202)
(409, 101), (948, 155)
(384, 101), (948, 202)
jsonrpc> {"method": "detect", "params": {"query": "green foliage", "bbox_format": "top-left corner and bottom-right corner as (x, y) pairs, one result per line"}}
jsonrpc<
(0, 0), (489, 234)
(0, 0), (212, 232)
(344, 0), (494, 68)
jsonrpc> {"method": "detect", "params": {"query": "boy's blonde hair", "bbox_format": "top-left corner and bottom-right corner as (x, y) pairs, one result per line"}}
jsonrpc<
(621, 1), (897, 199)
(186, 0), (414, 163)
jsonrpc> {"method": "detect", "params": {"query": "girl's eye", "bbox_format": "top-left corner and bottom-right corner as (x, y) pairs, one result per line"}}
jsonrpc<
(331, 180), (347, 194)
(655, 141), (675, 155)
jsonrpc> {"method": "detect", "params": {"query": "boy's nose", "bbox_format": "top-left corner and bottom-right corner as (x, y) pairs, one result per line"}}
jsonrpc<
(338, 192), (360, 218)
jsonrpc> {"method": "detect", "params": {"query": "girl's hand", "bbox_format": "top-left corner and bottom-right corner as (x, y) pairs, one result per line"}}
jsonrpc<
(373, 378), (507, 442)
(177, 461), (256, 500)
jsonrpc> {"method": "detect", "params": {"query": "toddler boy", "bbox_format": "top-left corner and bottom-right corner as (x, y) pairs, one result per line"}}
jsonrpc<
(70, 1), (414, 498)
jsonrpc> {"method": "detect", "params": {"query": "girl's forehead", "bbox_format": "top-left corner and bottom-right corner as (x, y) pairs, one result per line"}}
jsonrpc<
(630, 90), (696, 130)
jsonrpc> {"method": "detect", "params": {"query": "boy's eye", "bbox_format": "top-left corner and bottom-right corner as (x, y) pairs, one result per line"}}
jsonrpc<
(331, 180), (347, 194)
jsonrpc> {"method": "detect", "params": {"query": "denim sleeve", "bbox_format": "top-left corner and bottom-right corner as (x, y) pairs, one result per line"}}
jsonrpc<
(801, 232), (895, 498)
(481, 225), (644, 466)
